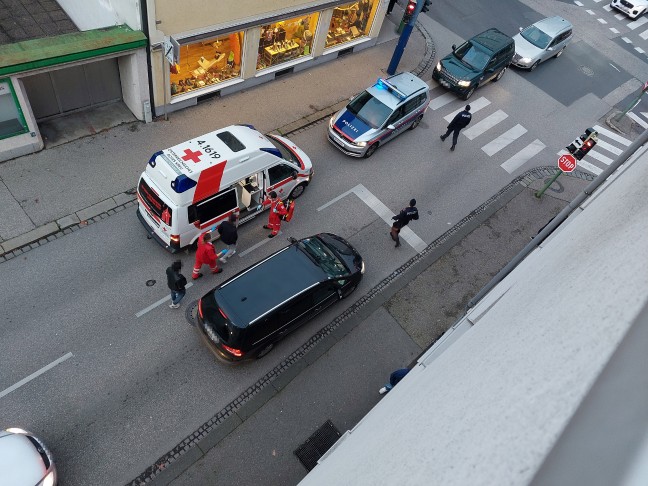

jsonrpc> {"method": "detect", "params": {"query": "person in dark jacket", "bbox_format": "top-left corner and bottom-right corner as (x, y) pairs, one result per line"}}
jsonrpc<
(440, 104), (472, 151)
(216, 214), (238, 263)
(386, 0), (398, 14)
(379, 368), (410, 395)
(166, 260), (187, 309)
(390, 198), (419, 248)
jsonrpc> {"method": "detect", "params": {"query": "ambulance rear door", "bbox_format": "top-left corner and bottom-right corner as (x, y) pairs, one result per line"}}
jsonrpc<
(187, 185), (239, 239)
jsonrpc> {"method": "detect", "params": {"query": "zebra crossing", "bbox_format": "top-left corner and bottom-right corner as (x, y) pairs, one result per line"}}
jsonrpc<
(427, 91), (632, 176)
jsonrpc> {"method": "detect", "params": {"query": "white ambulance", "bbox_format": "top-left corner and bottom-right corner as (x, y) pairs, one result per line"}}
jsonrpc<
(136, 124), (313, 252)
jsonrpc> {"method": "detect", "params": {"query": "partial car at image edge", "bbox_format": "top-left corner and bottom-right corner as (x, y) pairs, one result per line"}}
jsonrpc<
(611, 0), (648, 19)
(0, 428), (57, 486)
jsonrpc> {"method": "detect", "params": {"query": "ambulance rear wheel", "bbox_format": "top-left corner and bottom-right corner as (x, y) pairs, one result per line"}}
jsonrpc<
(364, 143), (379, 158)
(289, 183), (306, 199)
(255, 342), (274, 359)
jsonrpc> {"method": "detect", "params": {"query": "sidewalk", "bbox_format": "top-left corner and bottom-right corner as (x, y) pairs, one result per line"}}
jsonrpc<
(0, 11), (426, 259)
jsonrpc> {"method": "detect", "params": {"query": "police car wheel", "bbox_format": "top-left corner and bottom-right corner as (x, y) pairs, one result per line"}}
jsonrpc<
(409, 115), (423, 130)
(494, 66), (506, 81)
(461, 87), (475, 101)
(364, 143), (379, 158)
(255, 342), (274, 359)
(555, 47), (564, 58)
(529, 61), (539, 72)
(289, 183), (306, 199)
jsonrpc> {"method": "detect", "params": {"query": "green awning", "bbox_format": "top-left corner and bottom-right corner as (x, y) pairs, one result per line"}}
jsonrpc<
(0, 25), (147, 77)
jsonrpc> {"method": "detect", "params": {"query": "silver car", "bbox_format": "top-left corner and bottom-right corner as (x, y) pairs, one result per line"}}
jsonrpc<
(611, 0), (648, 19)
(0, 428), (57, 486)
(512, 16), (573, 71)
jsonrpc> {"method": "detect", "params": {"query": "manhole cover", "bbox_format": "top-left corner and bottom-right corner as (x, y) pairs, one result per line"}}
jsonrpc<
(146, 279), (156, 287)
(294, 420), (341, 471)
(185, 299), (198, 326)
(579, 65), (594, 77)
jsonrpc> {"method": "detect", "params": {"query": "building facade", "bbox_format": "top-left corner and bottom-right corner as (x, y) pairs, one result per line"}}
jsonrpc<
(145, 0), (388, 115)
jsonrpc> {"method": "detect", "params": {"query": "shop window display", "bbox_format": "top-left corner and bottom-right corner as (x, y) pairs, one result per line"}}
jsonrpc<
(170, 32), (244, 97)
(0, 80), (28, 139)
(257, 14), (319, 70)
(326, 0), (377, 49)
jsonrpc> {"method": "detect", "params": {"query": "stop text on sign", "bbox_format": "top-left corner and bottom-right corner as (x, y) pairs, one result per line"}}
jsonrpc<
(558, 154), (577, 173)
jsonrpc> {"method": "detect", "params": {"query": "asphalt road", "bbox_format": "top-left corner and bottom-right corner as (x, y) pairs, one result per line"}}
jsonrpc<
(1, 0), (647, 484)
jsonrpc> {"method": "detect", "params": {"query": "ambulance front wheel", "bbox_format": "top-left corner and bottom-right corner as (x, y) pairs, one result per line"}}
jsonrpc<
(289, 183), (307, 199)
(364, 143), (379, 158)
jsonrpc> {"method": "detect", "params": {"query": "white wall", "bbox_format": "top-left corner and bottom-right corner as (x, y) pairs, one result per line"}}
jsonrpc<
(58, 0), (142, 31)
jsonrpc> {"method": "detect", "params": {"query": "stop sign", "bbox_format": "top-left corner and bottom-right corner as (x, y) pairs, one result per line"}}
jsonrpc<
(558, 154), (577, 172)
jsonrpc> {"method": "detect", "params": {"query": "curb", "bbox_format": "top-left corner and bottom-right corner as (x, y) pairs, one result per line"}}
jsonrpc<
(126, 167), (594, 486)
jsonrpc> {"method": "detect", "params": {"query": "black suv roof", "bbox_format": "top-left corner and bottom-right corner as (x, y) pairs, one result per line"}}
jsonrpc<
(216, 245), (326, 327)
(471, 28), (513, 53)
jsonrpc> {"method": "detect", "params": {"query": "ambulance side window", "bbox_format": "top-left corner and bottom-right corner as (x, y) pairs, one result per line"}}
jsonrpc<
(192, 188), (237, 224)
(268, 164), (295, 185)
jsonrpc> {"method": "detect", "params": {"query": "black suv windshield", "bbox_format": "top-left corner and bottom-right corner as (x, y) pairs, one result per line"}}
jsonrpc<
(347, 91), (392, 129)
(299, 237), (349, 278)
(521, 26), (551, 49)
(454, 42), (490, 70)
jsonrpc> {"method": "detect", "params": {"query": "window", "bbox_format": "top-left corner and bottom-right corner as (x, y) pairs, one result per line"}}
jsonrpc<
(170, 31), (244, 98)
(192, 188), (237, 224)
(387, 106), (405, 126)
(347, 91), (392, 128)
(0, 79), (28, 139)
(139, 178), (172, 225)
(268, 136), (300, 166)
(455, 43), (490, 70)
(268, 164), (295, 185)
(217, 131), (245, 152)
(257, 13), (319, 70)
(404, 94), (424, 114)
(325, 0), (378, 49)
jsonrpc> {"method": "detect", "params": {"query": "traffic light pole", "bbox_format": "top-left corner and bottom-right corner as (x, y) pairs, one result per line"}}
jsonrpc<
(387, 1), (424, 75)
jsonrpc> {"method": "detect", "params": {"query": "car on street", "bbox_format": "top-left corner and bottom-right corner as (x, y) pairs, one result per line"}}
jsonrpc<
(511, 16), (573, 71)
(432, 28), (515, 100)
(0, 428), (57, 486)
(327, 72), (430, 158)
(197, 233), (364, 361)
(611, 0), (648, 19)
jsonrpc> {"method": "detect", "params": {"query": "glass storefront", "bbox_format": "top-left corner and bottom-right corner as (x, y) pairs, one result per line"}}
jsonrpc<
(170, 32), (244, 97)
(0, 79), (28, 139)
(257, 13), (319, 70)
(326, 0), (378, 49)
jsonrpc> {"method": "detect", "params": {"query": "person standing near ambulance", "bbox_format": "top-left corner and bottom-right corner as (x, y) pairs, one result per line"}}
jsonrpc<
(216, 214), (238, 262)
(261, 191), (288, 238)
(192, 232), (226, 279)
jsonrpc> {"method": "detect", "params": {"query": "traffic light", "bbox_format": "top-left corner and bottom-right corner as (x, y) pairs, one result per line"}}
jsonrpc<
(421, 0), (432, 12)
(405, 0), (417, 19)
(566, 128), (598, 160)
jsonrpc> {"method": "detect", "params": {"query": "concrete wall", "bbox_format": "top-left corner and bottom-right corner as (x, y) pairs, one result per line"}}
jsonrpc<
(58, 0), (142, 31)
(118, 49), (151, 121)
(0, 78), (43, 163)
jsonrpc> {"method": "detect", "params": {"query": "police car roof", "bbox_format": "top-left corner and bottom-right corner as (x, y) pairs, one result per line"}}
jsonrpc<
(366, 72), (428, 108)
(216, 244), (327, 327)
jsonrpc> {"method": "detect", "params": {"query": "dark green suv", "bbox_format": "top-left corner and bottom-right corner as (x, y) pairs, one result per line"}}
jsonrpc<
(432, 28), (515, 100)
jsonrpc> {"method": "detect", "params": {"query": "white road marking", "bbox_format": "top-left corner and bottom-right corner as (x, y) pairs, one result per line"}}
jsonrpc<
(577, 160), (603, 175)
(609, 27), (620, 34)
(628, 112), (648, 128)
(628, 16), (648, 30)
(622, 36), (632, 43)
(0, 353), (73, 399)
(604, 5), (614, 12)
(586, 9), (595, 14)
(596, 139), (623, 155)
(481, 124), (527, 156)
(500, 139), (546, 173)
(429, 92), (456, 110)
(640, 29), (648, 39)
(463, 109), (508, 140)
(444, 97), (491, 122)
(593, 125), (631, 146)
(597, 18), (608, 24)
(587, 150), (614, 165)
(318, 184), (427, 253)
(614, 12), (624, 18)
(574, 1), (584, 6)
(135, 282), (195, 317)
(642, 112), (648, 119)
(635, 46), (645, 53)
(609, 63), (621, 72)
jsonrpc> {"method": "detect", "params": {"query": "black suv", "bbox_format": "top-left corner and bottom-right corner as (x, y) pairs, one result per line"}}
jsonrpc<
(432, 28), (515, 100)
(196, 233), (364, 361)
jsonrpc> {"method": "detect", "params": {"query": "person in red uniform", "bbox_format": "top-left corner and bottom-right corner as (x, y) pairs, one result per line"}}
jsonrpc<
(192, 232), (226, 279)
(262, 191), (288, 238)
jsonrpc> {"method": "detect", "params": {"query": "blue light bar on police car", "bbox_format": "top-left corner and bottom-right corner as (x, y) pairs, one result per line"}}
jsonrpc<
(375, 78), (407, 100)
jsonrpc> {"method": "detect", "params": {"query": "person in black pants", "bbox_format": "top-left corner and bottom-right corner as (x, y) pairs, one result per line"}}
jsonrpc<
(216, 214), (238, 262)
(386, 0), (398, 14)
(166, 261), (187, 309)
(441, 104), (472, 151)
(390, 199), (419, 248)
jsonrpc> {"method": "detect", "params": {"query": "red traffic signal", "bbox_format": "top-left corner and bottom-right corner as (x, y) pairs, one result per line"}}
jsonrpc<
(406, 0), (417, 15)
(566, 128), (598, 161)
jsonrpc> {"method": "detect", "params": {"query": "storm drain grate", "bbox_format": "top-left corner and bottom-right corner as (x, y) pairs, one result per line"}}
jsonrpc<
(294, 419), (341, 471)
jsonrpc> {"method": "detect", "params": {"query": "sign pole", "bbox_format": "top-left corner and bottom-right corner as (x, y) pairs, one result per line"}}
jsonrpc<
(614, 81), (648, 122)
(535, 169), (563, 199)
(162, 53), (169, 121)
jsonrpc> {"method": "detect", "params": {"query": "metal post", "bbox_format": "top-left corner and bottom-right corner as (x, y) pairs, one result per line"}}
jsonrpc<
(387, 1), (424, 75)
(535, 170), (563, 199)
(614, 90), (645, 123)
(162, 52), (169, 121)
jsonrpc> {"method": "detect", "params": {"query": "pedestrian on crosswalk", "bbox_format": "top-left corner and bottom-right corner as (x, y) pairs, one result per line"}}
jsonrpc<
(390, 199), (419, 248)
(441, 104), (472, 151)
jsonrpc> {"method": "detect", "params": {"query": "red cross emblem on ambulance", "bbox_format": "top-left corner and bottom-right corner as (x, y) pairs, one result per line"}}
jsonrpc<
(182, 148), (203, 163)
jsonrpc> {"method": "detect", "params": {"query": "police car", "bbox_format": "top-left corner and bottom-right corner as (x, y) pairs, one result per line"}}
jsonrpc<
(328, 72), (430, 158)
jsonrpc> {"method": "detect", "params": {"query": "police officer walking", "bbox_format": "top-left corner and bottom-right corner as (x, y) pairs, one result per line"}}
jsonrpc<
(440, 104), (472, 151)
(390, 199), (419, 248)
